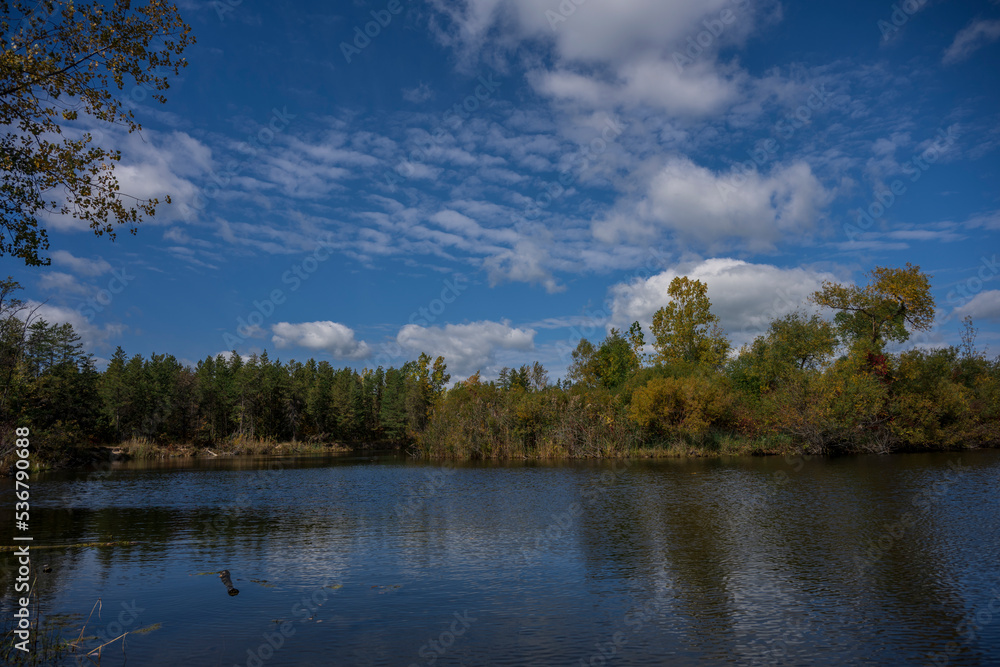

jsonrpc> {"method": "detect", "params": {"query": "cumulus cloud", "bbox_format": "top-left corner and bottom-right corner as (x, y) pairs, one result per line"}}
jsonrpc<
(271, 321), (371, 359)
(429, 0), (768, 116)
(43, 127), (209, 233)
(943, 19), (1000, 64)
(113, 131), (207, 218)
(396, 320), (536, 377)
(608, 258), (838, 347)
(24, 300), (126, 351)
(593, 156), (831, 250)
(50, 250), (112, 276)
(483, 237), (564, 293)
(953, 290), (1000, 322)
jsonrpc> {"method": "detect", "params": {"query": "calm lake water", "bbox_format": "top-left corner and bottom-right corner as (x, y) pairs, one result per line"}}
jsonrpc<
(2, 450), (1000, 666)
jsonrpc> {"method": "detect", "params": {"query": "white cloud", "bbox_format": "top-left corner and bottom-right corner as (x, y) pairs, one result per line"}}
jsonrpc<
(100, 130), (208, 224)
(216, 350), (253, 363)
(532, 57), (740, 116)
(943, 19), (1000, 64)
(241, 324), (268, 339)
(953, 290), (1000, 322)
(962, 210), (1000, 230)
(608, 258), (838, 347)
(285, 136), (380, 170)
(483, 236), (564, 293)
(431, 0), (747, 63)
(402, 82), (435, 103)
(430, 209), (484, 237)
(396, 319), (536, 377)
(429, 0), (767, 116)
(396, 161), (443, 180)
(25, 300), (126, 350)
(271, 321), (371, 359)
(50, 250), (112, 276)
(38, 272), (93, 296)
(44, 127), (209, 233)
(594, 156), (832, 250)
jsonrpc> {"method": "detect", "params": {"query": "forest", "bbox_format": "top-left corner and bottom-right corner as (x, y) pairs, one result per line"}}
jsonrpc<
(1, 263), (998, 469)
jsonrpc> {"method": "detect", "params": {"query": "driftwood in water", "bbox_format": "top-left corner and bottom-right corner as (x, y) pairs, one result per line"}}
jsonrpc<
(219, 570), (239, 596)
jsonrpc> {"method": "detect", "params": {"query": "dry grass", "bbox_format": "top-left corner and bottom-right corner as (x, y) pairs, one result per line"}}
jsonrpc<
(416, 430), (803, 462)
(113, 435), (349, 460)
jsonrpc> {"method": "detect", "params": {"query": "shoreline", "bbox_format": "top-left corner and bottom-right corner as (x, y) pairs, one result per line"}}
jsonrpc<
(9, 436), (994, 475)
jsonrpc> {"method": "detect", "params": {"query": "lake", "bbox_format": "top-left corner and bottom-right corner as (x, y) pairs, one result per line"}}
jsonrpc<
(2, 450), (1000, 665)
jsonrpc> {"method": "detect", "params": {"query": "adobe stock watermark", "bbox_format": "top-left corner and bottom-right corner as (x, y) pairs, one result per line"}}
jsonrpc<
(717, 84), (838, 202)
(854, 459), (965, 572)
(381, 74), (502, 192)
(673, 0), (751, 72)
(239, 580), (341, 667)
(946, 255), (999, 307)
(212, 0), (243, 22)
(518, 460), (631, 570)
(87, 599), (145, 648)
(340, 0), (408, 64)
(76, 266), (135, 324)
(222, 234), (337, 349)
(369, 274), (469, 370)
(554, 247), (667, 365)
(877, 0), (929, 41)
(843, 126), (959, 242)
(408, 610), (477, 667)
(522, 115), (626, 221)
(733, 285), (804, 348)
(124, 64), (175, 108)
(236, 517), (371, 667)
(734, 450), (817, 524)
(926, 587), (1000, 666)
(544, 0), (589, 30)
(193, 106), (296, 211)
(394, 463), (457, 520)
(579, 570), (673, 666)
(741, 598), (814, 665)
(201, 462), (286, 537)
(407, 276), (468, 327)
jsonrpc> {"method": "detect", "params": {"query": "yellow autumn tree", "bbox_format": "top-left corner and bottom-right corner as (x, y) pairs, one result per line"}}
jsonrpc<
(810, 263), (935, 351)
(650, 276), (730, 368)
(1, 0), (195, 265)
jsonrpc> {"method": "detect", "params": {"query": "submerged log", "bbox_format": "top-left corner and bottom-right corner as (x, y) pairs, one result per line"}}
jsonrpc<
(219, 570), (239, 596)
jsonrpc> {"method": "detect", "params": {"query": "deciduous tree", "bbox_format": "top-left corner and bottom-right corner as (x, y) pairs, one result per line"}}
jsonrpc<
(650, 276), (730, 367)
(730, 312), (837, 394)
(1, 0), (194, 265)
(810, 263), (934, 350)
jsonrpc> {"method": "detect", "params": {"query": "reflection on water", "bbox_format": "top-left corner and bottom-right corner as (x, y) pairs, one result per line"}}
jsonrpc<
(2, 450), (999, 665)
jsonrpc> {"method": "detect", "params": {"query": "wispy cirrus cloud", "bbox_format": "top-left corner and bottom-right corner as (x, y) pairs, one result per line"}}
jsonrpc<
(943, 19), (1000, 64)
(50, 250), (112, 276)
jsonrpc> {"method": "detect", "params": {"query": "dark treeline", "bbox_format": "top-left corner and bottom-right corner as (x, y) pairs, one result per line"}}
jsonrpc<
(1, 277), (451, 463)
(2, 263), (999, 467)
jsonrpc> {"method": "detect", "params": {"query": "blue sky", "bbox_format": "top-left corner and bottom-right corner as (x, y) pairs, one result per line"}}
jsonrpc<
(9, 0), (1000, 379)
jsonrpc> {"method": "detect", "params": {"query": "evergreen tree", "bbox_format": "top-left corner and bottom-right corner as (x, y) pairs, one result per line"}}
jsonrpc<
(99, 346), (128, 439)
